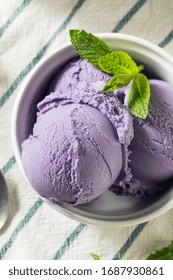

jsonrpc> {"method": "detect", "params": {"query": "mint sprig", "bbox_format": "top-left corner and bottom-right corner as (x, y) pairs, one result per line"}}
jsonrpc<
(69, 29), (151, 120)
(90, 253), (102, 260)
(98, 52), (145, 95)
(146, 241), (173, 260)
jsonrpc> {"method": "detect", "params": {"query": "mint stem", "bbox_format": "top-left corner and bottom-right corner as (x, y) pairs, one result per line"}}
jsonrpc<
(138, 65), (144, 72)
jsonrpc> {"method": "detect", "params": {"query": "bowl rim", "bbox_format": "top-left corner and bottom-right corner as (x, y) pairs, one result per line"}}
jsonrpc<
(11, 33), (173, 227)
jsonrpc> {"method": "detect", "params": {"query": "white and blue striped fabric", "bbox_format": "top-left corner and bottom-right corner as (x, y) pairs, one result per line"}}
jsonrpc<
(0, 0), (173, 260)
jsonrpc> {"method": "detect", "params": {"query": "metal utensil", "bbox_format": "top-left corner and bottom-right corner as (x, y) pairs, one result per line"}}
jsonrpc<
(0, 170), (8, 230)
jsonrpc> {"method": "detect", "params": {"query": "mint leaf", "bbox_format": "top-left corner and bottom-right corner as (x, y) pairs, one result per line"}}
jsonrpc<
(117, 73), (136, 85)
(128, 73), (150, 119)
(90, 253), (102, 260)
(102, 75), (120, 92)
(103, 73), (135, 92)
(146, 241), (173, 260)
(98, 51), (138, 76)
(69, 30), (112, 67)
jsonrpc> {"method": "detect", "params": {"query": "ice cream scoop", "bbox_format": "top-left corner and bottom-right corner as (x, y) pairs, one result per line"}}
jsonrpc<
(22, 103), (121, 205)
(21, 85), (133, 205)
(21, 56), (173, 204)
(48, 57), (111, 94)
(113, 79), (173, 198)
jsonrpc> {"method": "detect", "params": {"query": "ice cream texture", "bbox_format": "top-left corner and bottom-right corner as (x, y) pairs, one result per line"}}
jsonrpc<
(124, 80), (173, 197)
(21, 58), (133, 205)
(21, 58), (173, 205)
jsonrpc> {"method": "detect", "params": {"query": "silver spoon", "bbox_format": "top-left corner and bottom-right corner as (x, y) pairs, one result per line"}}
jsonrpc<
(0, 170), (8, 230)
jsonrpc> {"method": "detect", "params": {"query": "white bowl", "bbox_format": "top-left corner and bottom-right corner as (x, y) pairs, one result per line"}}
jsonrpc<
(12, 33), (173, 227)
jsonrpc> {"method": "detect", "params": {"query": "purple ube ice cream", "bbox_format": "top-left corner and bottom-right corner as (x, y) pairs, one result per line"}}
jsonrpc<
(21, 58), (173, 204)
(119, 80), (173, 198)
(21, 59), (133, 205)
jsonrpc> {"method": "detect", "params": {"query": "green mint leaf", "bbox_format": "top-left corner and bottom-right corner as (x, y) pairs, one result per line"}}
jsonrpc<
(98, 51), (138, 76)
(102, 75), (119, 92)
(90, 253), (102, 260)
(146, 241), (173, 260)
(102, 73), (134, 92)
(117, 73), (136, 86)
(69, 30), (112, 67)
(128, 73), (150, 119)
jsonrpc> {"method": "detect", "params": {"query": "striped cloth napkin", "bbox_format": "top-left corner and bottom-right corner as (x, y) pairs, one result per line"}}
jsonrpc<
(0, 0), (173, 260)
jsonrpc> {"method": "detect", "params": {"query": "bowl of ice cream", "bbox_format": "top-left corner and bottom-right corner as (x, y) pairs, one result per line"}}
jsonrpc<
(12, 32), (173, 226)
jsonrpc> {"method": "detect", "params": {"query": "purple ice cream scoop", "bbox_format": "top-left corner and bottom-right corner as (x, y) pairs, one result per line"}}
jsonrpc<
(114, 79), (173, 198)
(48, 57), (111, 94)
(21, 59), (133, 205)
(22, 56), (173, 203)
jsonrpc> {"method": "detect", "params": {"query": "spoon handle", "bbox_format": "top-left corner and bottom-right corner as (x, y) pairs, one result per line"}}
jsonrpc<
(0, 170), (8, 230)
